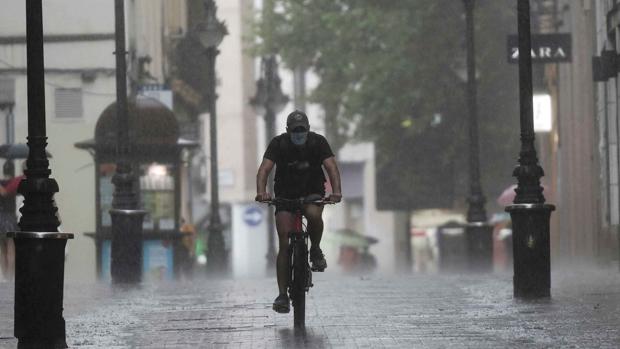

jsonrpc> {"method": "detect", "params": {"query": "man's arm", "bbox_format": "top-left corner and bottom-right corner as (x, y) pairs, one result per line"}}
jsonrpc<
(255, 158), (275, 201)
(323, 156), (342, 203)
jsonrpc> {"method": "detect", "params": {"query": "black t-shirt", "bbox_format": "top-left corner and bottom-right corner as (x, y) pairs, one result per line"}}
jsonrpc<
(263, 132), (334, 198)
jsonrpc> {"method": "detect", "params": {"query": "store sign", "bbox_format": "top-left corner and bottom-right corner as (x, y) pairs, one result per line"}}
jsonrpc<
(507, 33), (572, 63)
(533, 94), (552, 133)
(138, 84), (173, 110)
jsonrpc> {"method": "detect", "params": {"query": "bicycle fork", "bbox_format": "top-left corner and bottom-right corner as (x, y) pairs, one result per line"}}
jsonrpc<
(289, 212), (313, 294)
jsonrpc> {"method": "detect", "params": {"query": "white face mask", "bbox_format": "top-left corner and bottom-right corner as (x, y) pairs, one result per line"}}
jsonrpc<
(290, 131), (308, 145)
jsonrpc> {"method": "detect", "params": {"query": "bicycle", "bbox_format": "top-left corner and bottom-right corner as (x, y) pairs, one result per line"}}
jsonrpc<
(262, 195), (331, 328)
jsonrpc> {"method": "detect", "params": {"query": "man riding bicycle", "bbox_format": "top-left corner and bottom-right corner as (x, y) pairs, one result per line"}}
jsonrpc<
(255, 110), (342, 313)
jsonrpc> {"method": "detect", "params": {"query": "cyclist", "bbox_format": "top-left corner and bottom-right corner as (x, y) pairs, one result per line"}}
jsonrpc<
(255, 110), (342, 313)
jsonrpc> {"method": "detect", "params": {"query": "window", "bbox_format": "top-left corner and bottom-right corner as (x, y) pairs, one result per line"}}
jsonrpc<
(0, 78), (15, 107)
(54, 88), (83, 119)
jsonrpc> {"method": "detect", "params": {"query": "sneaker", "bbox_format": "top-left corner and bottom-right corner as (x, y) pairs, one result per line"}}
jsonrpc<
(310, 247), (327, 272)
(272, 293), (290, 313)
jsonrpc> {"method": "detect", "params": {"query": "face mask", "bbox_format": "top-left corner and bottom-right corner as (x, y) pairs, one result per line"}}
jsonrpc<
(290, 131), (308, 145)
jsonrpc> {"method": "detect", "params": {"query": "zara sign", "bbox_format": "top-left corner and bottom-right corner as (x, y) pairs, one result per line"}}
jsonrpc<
(507, 33), (572, 64)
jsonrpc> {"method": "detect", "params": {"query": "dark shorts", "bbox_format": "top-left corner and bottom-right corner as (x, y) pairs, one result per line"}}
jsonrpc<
(274, 192), (325, 215)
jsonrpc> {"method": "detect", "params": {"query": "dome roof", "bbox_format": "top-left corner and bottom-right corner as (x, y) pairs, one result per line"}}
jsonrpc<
(95, 96), (178, 145)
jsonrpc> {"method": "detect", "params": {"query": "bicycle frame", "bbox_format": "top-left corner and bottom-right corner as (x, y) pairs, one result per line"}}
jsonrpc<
(261, 196), (329, 328)
(293, 209), (303, 234)
(288, 205), (312, 328)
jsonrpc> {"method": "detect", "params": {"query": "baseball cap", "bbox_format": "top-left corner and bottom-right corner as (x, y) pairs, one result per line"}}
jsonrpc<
(286, 110), (309, 131)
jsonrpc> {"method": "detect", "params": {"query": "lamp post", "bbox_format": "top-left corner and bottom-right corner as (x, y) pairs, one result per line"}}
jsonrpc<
(10, 1), (74, 347)
(462, 0), (493, 272)
(109, 0), (146, 285)
(250, 56), (289, 270)
(506, 0), (555, 298)
(196, 0), (228, 273)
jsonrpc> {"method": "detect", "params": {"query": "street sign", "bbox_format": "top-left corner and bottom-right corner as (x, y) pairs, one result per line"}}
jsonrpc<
(242, 206), (263, 227)
(507, 33), (572, 64)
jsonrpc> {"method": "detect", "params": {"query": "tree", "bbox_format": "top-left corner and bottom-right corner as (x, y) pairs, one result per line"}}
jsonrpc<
(253, 0), (520, 211)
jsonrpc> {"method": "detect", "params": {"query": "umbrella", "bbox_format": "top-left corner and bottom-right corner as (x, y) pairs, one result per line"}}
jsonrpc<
(0, 143), (51, 159)
(497, 184), (547, 207)
(326, 228), (378, 249)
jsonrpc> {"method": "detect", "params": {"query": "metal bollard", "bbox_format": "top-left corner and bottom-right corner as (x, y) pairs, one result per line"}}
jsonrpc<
(506, 204), (555, 298)
(110, 209), (146, 284)
(9, 232), (73, 349)
(465, 222), (494, 272)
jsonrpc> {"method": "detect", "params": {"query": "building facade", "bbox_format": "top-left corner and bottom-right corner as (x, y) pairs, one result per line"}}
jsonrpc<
(0, 0), (261, 280)
(552, 0), (602, 262)
(0, 0), (117, 282)
(593, 0), (620, 264)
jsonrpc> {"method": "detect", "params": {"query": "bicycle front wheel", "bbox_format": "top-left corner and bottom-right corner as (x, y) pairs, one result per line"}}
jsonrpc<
(291, 240), (307, 328)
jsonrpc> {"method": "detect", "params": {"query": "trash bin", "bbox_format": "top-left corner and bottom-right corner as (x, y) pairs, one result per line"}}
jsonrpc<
(436, 221), (467, 272)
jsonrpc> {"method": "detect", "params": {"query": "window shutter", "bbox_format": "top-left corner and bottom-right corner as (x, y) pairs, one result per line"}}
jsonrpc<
(54, 88), (83, 119)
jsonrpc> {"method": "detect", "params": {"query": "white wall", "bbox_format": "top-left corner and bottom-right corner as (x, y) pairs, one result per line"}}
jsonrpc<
(0, 0), (113, 35)
(203, 0), (257, 204)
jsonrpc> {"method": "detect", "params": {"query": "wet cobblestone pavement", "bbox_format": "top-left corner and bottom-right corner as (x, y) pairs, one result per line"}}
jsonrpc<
(1, 269), (620, 348)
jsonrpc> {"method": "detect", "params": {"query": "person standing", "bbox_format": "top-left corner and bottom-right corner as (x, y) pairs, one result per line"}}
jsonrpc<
(179, 218), (197, 278)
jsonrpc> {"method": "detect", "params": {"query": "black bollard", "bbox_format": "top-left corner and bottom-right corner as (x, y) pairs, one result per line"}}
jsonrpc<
(10, 232), (73, 349)
(506, 204), (554, 297)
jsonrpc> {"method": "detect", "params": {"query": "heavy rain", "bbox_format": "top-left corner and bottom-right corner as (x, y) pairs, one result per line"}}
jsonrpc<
(0, 0), (619, 348)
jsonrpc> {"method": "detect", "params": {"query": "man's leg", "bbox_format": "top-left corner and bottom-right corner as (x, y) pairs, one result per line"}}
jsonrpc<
(304, 204), (327, 270)
(275, 211), (294, 294)
(304, 204), (324, 248)
(273, 211), (294, 313)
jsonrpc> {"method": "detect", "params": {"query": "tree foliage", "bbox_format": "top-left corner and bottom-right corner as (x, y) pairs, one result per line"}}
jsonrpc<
(254, 0), (521, 211)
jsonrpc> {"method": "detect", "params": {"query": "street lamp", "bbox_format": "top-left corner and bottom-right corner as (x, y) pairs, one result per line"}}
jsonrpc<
(462, 0), (493, 272)
(10, 1), (74, 347)
(250, 56), (289, 270)
(195, 0), (228, 273)
(109, 0), (146, 285)
(507, 0), (555, 298)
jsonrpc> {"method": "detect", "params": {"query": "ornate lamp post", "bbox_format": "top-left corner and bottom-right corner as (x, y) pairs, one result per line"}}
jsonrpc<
(506, 0), (555, 298)
(10, 1), (74, 347)
(250, 56), (289, 270)
(462, 0), (493, 272)
(195, 0), (228, 273)
(109, 0), (146, 285)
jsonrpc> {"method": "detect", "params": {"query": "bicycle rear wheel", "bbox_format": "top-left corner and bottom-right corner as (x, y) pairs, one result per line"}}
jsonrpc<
(291, 239), (307, 328)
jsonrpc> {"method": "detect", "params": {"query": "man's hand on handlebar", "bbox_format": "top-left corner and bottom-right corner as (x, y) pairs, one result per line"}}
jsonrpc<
(326, 193), (342, 204)
(255, 192), (272, 202)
